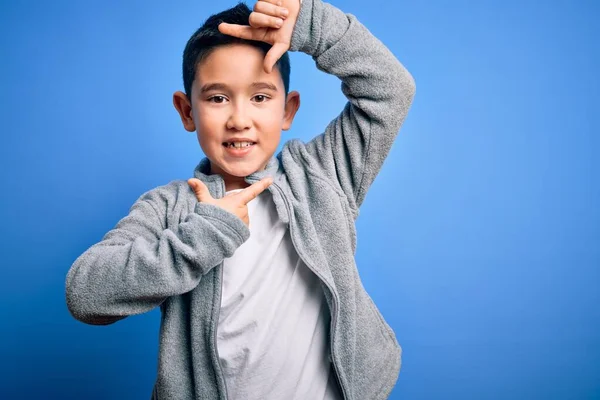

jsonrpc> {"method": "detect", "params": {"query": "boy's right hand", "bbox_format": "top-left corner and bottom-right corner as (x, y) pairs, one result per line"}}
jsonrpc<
(187, 177), (273, 227)
(218, 0), (301, 73)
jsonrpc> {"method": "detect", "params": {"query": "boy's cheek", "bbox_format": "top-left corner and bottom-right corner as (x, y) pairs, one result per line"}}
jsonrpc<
(197, 115), (224, 136)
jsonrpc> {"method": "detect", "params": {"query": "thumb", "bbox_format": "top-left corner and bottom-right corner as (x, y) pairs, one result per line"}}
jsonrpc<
(188, 178), (213, 202)
(264, 42), (289, 73)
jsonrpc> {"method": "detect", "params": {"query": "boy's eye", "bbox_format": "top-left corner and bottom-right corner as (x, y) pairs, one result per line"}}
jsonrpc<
(208, 95), (227, 103)
(253, 94), (269, 103)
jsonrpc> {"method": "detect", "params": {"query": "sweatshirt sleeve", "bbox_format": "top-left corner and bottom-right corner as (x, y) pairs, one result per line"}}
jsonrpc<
(65, 183), (249, 325)
(289, 0), (416, 211)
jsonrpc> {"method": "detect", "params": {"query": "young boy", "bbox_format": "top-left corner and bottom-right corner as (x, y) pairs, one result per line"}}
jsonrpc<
(66, 0), (415, 398)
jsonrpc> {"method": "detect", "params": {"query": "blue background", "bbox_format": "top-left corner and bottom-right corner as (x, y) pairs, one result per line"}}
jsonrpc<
(1, 0), (598, 399)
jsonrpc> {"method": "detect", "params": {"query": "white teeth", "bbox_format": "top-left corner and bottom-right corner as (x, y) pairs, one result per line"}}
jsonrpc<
(226, 141), (254, 148)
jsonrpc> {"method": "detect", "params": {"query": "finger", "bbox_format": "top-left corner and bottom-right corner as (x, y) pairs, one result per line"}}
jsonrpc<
(240, 208), (249, 226)
(264, 42), (289, 73)
(254, 1), (289, 19)
(258, 0), (283, 5)
(218, 23), (264, 41)
(249, 11), (283, 29)
(187, 178), (213, 202)
(237, 177), (273, 204)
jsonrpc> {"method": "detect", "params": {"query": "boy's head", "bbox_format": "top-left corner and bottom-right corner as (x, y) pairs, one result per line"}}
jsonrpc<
(173, 3), (300, 188)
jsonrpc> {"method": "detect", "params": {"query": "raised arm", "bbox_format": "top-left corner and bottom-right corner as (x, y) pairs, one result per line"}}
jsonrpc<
(65, 182), (250, 325)
(290, 0), (416, 210)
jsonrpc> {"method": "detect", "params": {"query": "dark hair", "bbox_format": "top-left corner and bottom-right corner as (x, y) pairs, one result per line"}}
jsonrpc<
(182, 2), (291, 100)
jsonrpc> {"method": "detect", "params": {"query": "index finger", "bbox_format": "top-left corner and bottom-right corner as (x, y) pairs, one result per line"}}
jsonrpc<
(218, 23), (262, 41)
(237, 177), (273, 204)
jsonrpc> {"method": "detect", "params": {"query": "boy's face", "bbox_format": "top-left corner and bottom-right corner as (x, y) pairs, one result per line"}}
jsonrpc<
(174, 43), (300, 185)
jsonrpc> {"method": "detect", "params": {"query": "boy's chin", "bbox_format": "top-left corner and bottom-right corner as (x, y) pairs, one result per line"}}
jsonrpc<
(211, 160), (268, 178)
(230, 165), (267, 177)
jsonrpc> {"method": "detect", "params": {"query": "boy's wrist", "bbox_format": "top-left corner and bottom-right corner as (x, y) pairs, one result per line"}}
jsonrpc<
(289, 0), (312, 53)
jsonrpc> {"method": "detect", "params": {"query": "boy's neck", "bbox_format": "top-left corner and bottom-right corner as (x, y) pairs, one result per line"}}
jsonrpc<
(222, 176), (250, 192)
(208, 163), (253, 192)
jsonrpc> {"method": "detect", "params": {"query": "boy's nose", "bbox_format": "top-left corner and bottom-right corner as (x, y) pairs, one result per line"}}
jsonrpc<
(226, 106), (252, 131)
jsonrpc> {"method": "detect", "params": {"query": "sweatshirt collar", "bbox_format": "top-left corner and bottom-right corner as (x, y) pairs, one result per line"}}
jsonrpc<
(192, 156), (281, 184)
(191, 155), (288, 222)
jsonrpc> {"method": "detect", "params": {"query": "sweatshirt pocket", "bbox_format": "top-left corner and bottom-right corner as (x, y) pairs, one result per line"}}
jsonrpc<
(351, 290), (401, 399)
(366, 295), (396, 343)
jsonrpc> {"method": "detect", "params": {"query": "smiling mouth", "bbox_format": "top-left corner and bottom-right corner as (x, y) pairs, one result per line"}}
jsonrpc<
(223, 141), (256, 149)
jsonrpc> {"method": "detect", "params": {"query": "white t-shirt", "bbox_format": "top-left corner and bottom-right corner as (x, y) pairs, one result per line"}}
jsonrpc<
(216, 189), (342, 400)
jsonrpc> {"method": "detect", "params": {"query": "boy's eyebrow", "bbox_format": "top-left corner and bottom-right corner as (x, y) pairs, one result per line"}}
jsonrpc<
(200, 81), (278, 93)
(200, 83), (228, 94)
(250, 81), (278, 91)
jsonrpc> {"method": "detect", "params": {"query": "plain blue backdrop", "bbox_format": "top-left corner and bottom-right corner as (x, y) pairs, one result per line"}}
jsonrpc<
(0, 0), (598, 399)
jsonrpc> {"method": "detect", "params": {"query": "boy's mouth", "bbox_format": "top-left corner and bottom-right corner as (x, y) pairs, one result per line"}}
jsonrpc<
(222, 141), (256, 149)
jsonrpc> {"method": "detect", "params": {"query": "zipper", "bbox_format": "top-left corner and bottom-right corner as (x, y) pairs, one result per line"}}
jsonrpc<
(212, 179), (229, 400)
(270, 182), (349, 400)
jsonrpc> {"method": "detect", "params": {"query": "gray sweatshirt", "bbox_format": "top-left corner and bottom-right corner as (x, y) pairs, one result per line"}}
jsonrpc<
(65, 0), (416, 398)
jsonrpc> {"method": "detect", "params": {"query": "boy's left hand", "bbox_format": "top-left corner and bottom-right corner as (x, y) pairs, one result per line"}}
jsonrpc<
(218, 0), (300, 73)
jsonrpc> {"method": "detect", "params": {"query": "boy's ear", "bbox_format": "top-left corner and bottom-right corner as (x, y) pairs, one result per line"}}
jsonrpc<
(282, 91), (300, 131)
(173, 91), (196, 132)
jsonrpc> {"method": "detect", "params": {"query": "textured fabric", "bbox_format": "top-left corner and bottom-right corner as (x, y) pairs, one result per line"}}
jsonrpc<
(217, 189), (340, 399)
(65, 0), (415, 398)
